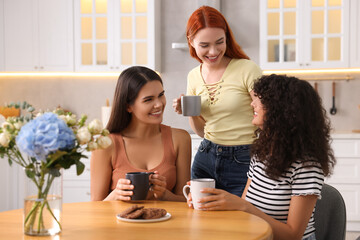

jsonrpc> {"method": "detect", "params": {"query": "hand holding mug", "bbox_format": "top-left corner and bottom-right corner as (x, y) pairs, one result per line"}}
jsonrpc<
(172, 94), (184, 114)
(114, 178), (135, 201)
(125, 172), (155, 201)
(183, 178), (215, 210)
(149, 171), (167, 199)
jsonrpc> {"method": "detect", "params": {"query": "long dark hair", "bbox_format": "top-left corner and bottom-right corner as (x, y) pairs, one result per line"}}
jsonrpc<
(186, 6), (249, 63)
(106, 66), (163, 133)
(251, 74), (336, 179)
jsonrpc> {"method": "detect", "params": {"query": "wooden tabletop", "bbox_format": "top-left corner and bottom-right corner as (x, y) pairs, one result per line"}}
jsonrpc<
(0, 201), (273, 240)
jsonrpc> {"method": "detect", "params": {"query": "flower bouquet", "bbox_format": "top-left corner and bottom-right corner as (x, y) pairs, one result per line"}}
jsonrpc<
(0, 102), (112, 236)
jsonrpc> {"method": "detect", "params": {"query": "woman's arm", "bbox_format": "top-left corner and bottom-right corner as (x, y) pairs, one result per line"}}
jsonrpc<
(157, 128), (191, 201)
(189, 116), (205, 138)
(198, 188), (317, 240)
(90, 143), (113, 201)
(91, 142), (135, 201)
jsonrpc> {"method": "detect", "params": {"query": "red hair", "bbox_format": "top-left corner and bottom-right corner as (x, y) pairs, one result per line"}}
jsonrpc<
(186, 6), (249, 63)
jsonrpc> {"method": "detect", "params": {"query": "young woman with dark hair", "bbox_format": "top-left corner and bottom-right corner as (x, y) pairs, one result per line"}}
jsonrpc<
(194, 74), (336, 240)
(173, 6), (262, 196)
(91, 66), (191, 201)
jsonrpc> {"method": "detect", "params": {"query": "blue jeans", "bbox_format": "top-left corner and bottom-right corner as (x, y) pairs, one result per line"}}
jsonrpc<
(191, 139), (251, 197)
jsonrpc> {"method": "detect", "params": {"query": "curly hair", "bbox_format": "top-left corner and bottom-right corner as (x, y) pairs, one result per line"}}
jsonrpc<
(251, 74), (336, 179)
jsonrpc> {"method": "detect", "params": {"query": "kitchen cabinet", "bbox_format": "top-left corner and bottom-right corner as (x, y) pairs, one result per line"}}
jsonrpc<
(3, 0), (74, 71)
(259, 0), (350, 70)
(74, 0), (160, 72)
(63, 153), (92, 203)
(350, 0), (360, 67)
(0, 152), (92, 211)
(326, 133), (360, 231)
(0, 1), (4, 71)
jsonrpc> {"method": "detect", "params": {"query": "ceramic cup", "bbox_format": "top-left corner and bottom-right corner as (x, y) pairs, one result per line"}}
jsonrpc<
(181, 95), (201, 116)
(125, 172), (155, 201)
(182, 178), (215, 210)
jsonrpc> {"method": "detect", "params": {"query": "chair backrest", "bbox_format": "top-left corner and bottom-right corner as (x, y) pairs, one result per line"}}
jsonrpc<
(314, 184), (347, 240)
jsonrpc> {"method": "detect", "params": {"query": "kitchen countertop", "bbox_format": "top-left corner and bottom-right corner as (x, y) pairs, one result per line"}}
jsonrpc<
(331, 131), (360, 139)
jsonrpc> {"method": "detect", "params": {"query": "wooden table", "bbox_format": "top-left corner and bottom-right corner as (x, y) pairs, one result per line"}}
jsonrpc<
(0, 201), (273, 240)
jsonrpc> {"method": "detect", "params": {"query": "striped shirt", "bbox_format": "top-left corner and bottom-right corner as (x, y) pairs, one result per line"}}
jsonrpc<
(245, 158), (324, 239)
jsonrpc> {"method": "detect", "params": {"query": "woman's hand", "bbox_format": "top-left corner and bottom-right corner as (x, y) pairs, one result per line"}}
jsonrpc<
(172, 94), (184, 114)
(113, 178), (135, 201)
(184, 181), (194, 208)
(197, 188), (245, 211)
(149, 171), (167, 199)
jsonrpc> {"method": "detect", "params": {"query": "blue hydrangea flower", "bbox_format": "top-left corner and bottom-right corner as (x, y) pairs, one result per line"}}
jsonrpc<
(16, 112), (76, 161)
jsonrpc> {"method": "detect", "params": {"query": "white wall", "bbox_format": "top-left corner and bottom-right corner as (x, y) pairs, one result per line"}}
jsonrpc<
(0, 0), (359, 132)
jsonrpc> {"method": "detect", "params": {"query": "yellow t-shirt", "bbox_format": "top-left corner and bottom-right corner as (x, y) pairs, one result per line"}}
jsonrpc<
(187, 59), (262, 145)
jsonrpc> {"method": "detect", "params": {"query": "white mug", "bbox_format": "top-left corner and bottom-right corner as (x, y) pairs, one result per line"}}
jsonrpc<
(181, 95), (201, 116)
(183, 178), (215, 210)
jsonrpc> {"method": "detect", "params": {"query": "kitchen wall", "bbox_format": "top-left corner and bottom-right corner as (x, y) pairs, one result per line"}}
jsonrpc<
(0, 0), (359, 132)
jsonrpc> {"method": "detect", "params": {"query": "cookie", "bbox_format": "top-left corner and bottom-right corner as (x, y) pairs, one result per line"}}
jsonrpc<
(119, 205), (144, 218)
(125, 208), (144, 219)
(142, 208), (167, 219)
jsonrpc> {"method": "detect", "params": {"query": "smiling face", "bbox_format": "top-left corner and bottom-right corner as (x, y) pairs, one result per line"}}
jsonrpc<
(250, 95), (265, 129)
(127, 81), (166, 125)
(190, 27), (227, 67)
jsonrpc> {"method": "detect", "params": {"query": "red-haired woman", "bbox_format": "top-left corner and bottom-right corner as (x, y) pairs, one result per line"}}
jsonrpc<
(173, 6), (262, 196)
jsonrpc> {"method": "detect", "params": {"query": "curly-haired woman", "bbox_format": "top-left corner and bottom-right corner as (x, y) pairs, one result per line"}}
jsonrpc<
(191, 74), (336, 240)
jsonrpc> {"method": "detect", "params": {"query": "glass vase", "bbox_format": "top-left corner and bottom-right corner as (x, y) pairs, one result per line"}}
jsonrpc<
(23, 167), (63, 236)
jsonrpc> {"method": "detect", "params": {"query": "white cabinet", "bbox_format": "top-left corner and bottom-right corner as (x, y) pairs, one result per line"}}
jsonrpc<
(63, 156), (91, 203)
(350, 0), (360, 67)
(326, 134), (360, 231)
(0, 152), (92, 211)
(3, 0), (74, 71)
(74, 0), (160, 72)
(259, 0), (350, 70)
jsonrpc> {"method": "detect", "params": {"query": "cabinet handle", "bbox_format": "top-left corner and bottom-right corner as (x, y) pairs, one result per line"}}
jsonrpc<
(86, 192), (91, 195)
(40, 66), (44, 69)
(34, 66), (38, 69)
(305, 63), (310, 66)
(299, 63), (303, 66)
(110, 66), (114, 69)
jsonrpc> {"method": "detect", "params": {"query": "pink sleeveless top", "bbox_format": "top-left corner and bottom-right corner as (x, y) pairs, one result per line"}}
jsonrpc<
(110, 125), (177, 192)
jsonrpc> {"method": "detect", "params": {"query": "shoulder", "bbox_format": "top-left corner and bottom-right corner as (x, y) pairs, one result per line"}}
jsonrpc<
(291, 159), (324, 176)
(228, 59), (262, 75)
(91, 137), (114, 162)
(169, 127), (191, 148)
(187, 65), (201, 79)
(171, 128), (191, 141)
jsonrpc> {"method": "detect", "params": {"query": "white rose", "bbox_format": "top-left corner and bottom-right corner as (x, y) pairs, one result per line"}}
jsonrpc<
(1, 122), (14, 132)
(0, 132), (11, 147)
(88, 119), (103, 134)
(97, 135), (112, 149)
(13, 121), (24, 130)
(76, 127), (92, 145)
(65, 114), (77, 126)
(58, 115), (67, 123)
(87, 141), (98, 151)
